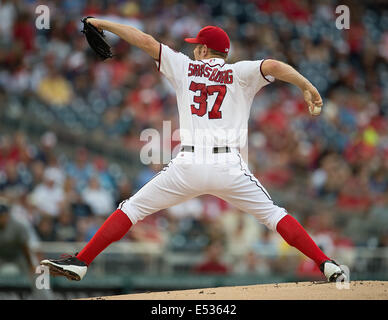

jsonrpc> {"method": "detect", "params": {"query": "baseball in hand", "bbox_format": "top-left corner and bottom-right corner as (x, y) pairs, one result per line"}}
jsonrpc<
(303, 85), (323, 116)
(309, 105), (321, 116)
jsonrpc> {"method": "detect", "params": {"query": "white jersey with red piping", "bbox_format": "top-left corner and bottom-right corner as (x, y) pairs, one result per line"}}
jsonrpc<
(155, 43), (274, 149)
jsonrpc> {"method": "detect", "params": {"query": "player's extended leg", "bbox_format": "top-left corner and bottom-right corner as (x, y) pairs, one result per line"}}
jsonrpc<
(212, 154), (345, 282)
(40, 208), (129, 281)
(275, 214), (344, 281)
(41, 158), (201, 281)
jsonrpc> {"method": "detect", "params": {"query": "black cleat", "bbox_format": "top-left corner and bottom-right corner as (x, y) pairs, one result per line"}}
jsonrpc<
(40, 254), (88, 281)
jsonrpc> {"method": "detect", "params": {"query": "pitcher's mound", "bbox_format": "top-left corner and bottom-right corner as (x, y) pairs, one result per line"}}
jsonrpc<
(85, 281), (388, 300)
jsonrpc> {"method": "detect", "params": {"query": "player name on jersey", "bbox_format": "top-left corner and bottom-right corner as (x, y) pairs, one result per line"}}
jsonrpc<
(188, 63), (233, 84)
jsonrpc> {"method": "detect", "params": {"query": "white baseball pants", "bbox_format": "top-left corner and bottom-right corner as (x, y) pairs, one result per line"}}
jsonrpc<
(119, 147), (288, 231)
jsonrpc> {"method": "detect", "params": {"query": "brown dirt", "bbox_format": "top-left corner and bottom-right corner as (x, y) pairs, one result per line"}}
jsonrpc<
(84, 281), (388, 300)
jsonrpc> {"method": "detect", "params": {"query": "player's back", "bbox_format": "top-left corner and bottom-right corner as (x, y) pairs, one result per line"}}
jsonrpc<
(157, 44), (274, 148)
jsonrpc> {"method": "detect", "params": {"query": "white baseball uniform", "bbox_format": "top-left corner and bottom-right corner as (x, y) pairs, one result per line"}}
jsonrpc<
(119, 44), (288, 231)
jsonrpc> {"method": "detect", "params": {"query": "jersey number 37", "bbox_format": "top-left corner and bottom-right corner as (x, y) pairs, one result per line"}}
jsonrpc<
(189, 81), (226, 119)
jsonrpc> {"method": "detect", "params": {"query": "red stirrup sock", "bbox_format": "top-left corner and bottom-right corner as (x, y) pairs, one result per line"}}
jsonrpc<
(276, 214), (330, 266)
(76, 209), (133, 265)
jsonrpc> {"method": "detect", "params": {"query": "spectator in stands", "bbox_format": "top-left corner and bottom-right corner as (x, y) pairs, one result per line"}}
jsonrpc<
(222, 210), (261, 257)
(12, 10), (35, 53)
(194, 242), (229, 275)
(65, 148), (94, 192)
(92, 156), (115, 193)
(54, 209), (77, 242)
(337, 176), (372, 215)
(29, 169), (65, 217)
(81, 176), (115, 217)
(233, 250), (271, 276)
(35, 216), (55, 242)
(115, 178), (133, 207)
(369, 167), (388, 196)
(70, 193), (93, 219)
(0, 0), (16, 44)
(0, 160), (30, 197)
(44, 154), (66, 188)
(134, 163), (163, 191)
(36, 67), (73, 107)
(29, 160), (45, 187)
(253, 227), (282, 257)
(34, 131), (58, 165)
(0, 135), (23, 168)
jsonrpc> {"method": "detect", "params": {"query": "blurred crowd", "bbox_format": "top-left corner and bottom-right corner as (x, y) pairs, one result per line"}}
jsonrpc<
(1, 0), (388, 278)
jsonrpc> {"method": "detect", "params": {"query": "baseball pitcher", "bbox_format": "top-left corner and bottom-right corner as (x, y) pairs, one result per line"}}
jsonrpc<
(41, 19), (345, 283)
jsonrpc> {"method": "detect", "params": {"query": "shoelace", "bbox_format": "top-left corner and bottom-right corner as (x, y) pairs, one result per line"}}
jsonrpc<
(59, 253), (75, 260)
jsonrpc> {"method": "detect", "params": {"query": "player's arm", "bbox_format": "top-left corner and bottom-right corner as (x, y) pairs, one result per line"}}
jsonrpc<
(86, 18), (160, 60)
(261, 59), (323, 116)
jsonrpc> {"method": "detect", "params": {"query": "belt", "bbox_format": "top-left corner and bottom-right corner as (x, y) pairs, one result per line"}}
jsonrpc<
(180, 146), (231, 153)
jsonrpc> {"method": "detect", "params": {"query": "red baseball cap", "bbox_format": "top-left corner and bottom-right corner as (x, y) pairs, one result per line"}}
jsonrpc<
(184, 26), (230, 54)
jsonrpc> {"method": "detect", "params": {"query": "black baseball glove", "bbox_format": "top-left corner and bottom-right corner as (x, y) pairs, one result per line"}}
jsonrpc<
(81, 17), (113, 60)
